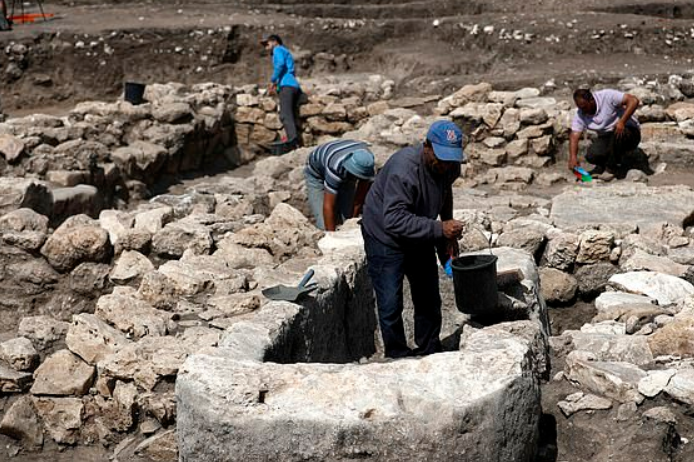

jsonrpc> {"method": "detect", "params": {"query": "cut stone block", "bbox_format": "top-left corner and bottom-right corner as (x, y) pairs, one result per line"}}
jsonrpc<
(177, 341), (541, 462)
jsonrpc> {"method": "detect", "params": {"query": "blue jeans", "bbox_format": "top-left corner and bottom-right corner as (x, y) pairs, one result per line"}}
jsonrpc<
(304, 168), (356, 230)
(362, 230), (442, 358)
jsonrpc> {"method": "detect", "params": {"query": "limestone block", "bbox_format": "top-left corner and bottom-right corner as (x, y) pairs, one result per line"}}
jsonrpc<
(515, 97), (557, 110)
(213, 241), (274, 269)
(306, 117), (352, 135)
(30, 350), (95, 396)
(565, 352), (646, 403)
(263, 113), (283, 130)
(66, 313), (131, 365)
(505, 138), (528, 160)
(112, 141), (168, 177)
(151, 222), (213, 258)
(557, 392), (612, 417)
(51, 185), (102, 224)
(0, 178), (53, 218)
(0, 364), (32, 393)
(539, 268), (577, 304)
(0, 133), (26, 162)
(542, 232), (578, 271)
(576, 230), (613, 264)
(235, 107), (265, 124)
(235, 94), (259, 107)
(40, 215), (112, 272)
(664, 369), (694, 405)
(299, 103), (324, 117)
(665, 102), (694, 122)
(0, 337), (39, 371)
(32, 397), (82, 444)
(563, 331), (653, 365)
(638, 369), (676, 398)
(152, 102), (192, 124)
(0, 396), (43, 447)
(0, 208), (49, 251)
(110, 250), (155, 284)
(550, 184), (694, 229)
(609, 271), (694, 305)
(531, 135), (553, 156)
(594, 292), (655, 312)
(622, 249), (688, 277)
(249, 125), (277, 145)
(177, 342), (540, 462)
(95, 293), (169, 340)
(648, 317), (694, 358)
(18, 316), (70, 352)
(497, 108), (521, 139)
(520, 108), (548, 125)
(322, 103), (347, 121)
(98, 336), (190, 391)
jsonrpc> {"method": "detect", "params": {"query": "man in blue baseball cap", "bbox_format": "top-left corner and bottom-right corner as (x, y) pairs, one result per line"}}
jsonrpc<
(304, 139), (375, 231)
(361, 120), (466, 358)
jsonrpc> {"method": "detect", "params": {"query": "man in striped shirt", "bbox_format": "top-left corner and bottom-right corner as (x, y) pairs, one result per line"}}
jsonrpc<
(304, 139), (375, 231)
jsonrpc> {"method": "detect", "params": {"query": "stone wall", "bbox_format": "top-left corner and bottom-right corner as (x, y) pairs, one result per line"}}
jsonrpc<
(0, 83), (240, 224)
(232, 74), (395, 150)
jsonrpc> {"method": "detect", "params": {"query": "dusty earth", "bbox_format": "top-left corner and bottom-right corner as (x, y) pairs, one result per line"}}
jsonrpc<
(2, 1), (694, 461)
(4, 0), (694, 114)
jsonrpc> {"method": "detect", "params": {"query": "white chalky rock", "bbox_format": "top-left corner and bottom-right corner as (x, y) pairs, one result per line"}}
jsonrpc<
(609, 272), (694, 306)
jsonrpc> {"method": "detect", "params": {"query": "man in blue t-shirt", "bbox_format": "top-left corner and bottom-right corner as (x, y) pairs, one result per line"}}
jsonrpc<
(261, 34), (302, 149)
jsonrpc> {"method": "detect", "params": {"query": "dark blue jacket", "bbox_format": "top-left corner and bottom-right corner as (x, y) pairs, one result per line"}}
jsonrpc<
(361, 144), (458, 250)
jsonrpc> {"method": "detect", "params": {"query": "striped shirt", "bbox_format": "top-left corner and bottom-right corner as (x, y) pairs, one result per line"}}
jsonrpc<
(306, 139), (368, 195)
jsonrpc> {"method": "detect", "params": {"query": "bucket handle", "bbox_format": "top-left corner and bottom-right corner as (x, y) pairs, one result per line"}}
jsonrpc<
(466, 224), (494, 256)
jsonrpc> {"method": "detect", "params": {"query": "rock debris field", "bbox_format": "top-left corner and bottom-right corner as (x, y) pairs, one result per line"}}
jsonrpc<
(4, 1), (694, 461)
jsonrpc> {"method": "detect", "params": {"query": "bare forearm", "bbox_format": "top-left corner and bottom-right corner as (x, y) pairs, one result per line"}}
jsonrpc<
(620, 95), (640, 123)
(569, 132), (581, 163)
(323, 192), (337, 231)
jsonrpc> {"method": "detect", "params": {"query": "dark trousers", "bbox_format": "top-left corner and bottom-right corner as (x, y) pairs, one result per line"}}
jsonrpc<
(279, 86), (301, 143)
(362, 231), (442, 358)
(586, 126), (641, 171)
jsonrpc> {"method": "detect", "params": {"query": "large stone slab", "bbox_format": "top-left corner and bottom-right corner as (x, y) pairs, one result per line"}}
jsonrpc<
(550, 185), (694, 229)
(0, 178), (53, 217)
(565, 352), (646, 403)
(609, 272), (694, 305)
(177, 339), (540, 462)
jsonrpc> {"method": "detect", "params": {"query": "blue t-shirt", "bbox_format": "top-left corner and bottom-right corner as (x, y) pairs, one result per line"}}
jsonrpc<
(271, 45), (300, 89)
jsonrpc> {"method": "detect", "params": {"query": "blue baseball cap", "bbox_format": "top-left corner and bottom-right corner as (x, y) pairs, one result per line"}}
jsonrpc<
(426, 120), (465, 163)
(344, 148), (375, 180)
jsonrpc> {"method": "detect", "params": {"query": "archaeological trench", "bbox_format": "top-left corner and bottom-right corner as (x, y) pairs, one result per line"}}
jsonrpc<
(3, 4), (694, 462)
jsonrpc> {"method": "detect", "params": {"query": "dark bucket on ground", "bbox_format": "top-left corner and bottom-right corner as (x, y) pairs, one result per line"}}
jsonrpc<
(124, 82), (146, 105)
(451, 254), (499, 317)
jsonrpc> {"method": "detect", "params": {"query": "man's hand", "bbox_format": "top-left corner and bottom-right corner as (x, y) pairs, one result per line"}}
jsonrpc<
(442, 219), (464, 240)
(268, 83), (277, 96)
(614, 120), (626, 138)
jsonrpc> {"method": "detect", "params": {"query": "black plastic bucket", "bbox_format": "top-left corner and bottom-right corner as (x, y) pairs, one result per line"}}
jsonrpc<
(124, 82), (146, 105)
(451, 254), (499, 316)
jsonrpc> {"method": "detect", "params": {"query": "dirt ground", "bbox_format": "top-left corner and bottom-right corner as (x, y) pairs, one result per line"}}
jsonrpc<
(2, 1), (694, 461)
(4, 0), (694, 114)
